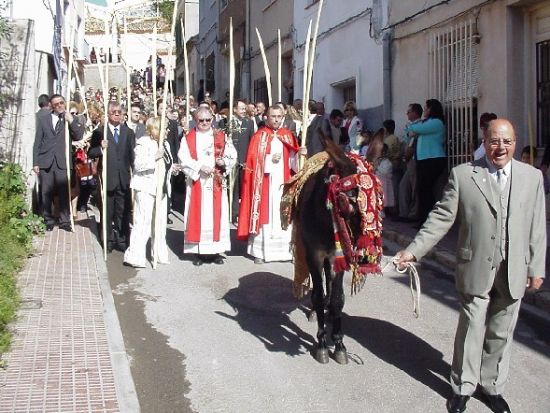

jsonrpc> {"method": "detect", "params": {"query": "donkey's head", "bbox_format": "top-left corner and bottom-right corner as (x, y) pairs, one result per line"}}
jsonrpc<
(317, 128), (363, 226)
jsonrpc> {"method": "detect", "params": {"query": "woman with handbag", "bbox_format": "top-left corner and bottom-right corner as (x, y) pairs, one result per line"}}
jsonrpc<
(75, 104), (102, 213)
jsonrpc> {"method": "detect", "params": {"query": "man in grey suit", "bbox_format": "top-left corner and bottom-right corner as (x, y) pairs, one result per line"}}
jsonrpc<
(33, 94), (84, 231)
(396, 119), (545, 413)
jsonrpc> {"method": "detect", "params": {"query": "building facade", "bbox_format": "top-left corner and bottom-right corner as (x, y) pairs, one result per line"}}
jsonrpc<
(389, 0), (550, 166)
(293, 0), (387, 129)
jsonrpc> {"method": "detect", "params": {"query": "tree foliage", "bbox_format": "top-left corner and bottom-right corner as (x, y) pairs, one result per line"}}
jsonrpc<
(152, 0), (175, 25)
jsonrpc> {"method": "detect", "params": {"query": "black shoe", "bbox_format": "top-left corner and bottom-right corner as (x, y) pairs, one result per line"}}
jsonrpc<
(59, 224), (72, 232)
(106, 244), (114, 253)
(46, 224), (54, 232)
(486, 395), (511, 413)
(213, 255), (224, 265)
(114, 243), (126, 252)
(167, 217), (173, 225)
(192, 255), (203, 266)
(446, 395), (470, 413)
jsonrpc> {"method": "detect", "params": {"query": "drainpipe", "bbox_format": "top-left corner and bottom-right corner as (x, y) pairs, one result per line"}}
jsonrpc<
(242, 0), (251, 100)
(382, 30), (392, 120)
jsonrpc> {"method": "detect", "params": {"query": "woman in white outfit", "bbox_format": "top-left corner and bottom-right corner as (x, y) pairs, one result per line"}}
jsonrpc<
(124, 117), (173, 268)
(343, 101), (364, 153)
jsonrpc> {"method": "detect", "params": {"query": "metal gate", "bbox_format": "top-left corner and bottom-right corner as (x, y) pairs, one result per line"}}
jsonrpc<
(429, 19), (479, 168)
(537, 39), (550, 148)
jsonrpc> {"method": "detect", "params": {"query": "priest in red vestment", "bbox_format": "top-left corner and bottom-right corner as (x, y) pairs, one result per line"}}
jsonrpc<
(237, 105), (301, 263)
(178, 107), (237, 266)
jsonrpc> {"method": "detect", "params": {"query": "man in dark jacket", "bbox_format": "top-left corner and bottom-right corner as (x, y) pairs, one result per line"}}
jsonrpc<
(219, 99), (255, 223)
(89, 102), (135, 251)
(33, 94), (84, 231)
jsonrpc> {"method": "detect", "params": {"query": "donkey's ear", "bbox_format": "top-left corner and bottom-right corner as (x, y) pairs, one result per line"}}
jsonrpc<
(318, 127), (338, 152)
(318, 127), (355, 175)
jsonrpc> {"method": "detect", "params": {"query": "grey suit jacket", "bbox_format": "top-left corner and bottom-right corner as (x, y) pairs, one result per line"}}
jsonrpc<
(407, 158), (546, 299)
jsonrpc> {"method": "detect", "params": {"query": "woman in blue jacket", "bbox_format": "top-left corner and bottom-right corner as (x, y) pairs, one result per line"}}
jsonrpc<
(408, 99), (446, 223)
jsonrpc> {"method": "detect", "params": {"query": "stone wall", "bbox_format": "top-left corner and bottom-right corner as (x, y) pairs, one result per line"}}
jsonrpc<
(0, 19), (37, 203)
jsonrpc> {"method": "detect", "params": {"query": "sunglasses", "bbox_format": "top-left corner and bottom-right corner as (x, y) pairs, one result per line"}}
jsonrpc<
(198, 118), (212, 123)
(70, 111), (77, 115)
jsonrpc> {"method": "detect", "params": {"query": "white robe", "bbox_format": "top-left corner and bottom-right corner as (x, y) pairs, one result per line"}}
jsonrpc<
(247, 137), (296, 262)
(124, 137), (170, 267)
(178, 129), (237, 254)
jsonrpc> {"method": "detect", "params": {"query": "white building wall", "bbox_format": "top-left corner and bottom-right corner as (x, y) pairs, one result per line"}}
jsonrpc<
(293, 0), (386, 129)
(248, 0), (293, 105)
(389, 0), (545, 150)
(5, 0), (55, 54)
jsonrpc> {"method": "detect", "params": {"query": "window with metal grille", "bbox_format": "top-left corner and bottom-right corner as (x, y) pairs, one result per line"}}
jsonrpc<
(254, 77), (268, 105)
(430, 20), (479, 168)
(537, 40), (550, 148)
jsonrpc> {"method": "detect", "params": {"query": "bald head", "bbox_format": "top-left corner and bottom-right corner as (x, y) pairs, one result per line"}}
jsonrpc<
(484, 118), (516, 169)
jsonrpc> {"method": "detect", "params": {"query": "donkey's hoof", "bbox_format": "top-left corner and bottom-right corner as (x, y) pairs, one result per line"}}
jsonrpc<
(307, 310), (317, 323)
(333, 349), (349, 365)
(315, 347), (330, 364)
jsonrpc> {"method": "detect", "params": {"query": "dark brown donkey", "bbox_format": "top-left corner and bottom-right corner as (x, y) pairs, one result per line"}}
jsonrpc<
(289, 133), (384, 364)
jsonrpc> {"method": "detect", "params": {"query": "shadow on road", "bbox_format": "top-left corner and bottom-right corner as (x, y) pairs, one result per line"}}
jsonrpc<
(388, 273), (550, 355)
(216, 271), (316, 357)
(343, 314), (451, 399)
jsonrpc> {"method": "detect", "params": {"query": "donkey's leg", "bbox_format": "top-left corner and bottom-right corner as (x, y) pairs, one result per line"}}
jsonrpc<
(309, 255), (329, 364)
(323, 258), (332, 312)
(329, 271), (348, 365)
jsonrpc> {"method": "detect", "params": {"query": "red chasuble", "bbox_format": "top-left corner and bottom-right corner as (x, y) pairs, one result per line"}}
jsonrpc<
(237, 126), (299, 241)
(185, 128), (226, 243)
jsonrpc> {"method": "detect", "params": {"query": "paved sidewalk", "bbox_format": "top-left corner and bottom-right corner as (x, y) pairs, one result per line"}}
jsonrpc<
(382, 217), (550, 316)
(0, 217), (137, 412)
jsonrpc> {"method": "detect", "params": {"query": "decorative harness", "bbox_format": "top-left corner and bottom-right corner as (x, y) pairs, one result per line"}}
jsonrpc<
(326, 153), (384, 294)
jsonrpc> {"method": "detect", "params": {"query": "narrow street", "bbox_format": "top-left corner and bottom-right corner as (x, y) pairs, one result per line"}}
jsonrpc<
(105, 215), (550, 413)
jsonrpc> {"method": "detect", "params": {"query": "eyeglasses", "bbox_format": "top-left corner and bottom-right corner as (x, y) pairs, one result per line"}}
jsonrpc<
(198, 118), (212, 123)
(110, 110), (122, 115)
(488, 139), (514, 147)
(70, 111), (77, 115)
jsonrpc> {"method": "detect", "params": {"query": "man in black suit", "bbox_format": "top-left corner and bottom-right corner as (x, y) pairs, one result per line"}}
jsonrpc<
(220, 100), (255, 223)
(33, 94), (84, 231)
(36, 94), (50, 118)
(126, 102), (145, 140)
(89, 102), (135, 252)
(158, 99), (181, 222)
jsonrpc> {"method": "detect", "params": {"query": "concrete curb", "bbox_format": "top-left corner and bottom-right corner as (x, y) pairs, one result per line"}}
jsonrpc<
(382, 227), (550, 328)
(87, 218), (140, 413)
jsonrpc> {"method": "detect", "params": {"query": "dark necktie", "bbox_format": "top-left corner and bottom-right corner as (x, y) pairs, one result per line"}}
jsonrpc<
(114, 127), (119, 144)
(55, 115), (63, 135)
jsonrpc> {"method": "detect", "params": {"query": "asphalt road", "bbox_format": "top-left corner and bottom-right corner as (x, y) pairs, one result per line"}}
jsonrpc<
(105, 215), (550, 413)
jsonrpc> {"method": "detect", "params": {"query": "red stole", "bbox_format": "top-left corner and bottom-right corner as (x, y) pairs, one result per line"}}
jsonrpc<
(237, 127), (299, 240)
(185, 128), (226, 243)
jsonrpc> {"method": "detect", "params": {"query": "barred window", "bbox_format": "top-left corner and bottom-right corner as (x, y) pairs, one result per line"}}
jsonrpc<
(430, 19), (479, 167)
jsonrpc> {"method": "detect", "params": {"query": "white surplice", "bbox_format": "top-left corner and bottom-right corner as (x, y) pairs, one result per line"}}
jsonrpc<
(178, 129), (237, 254)
(247, 137), (296, 262)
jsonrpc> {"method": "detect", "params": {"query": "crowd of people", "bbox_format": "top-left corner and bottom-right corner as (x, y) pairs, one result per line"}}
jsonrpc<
(34, 85), (548, 263)
(33, 76), (546, 413)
